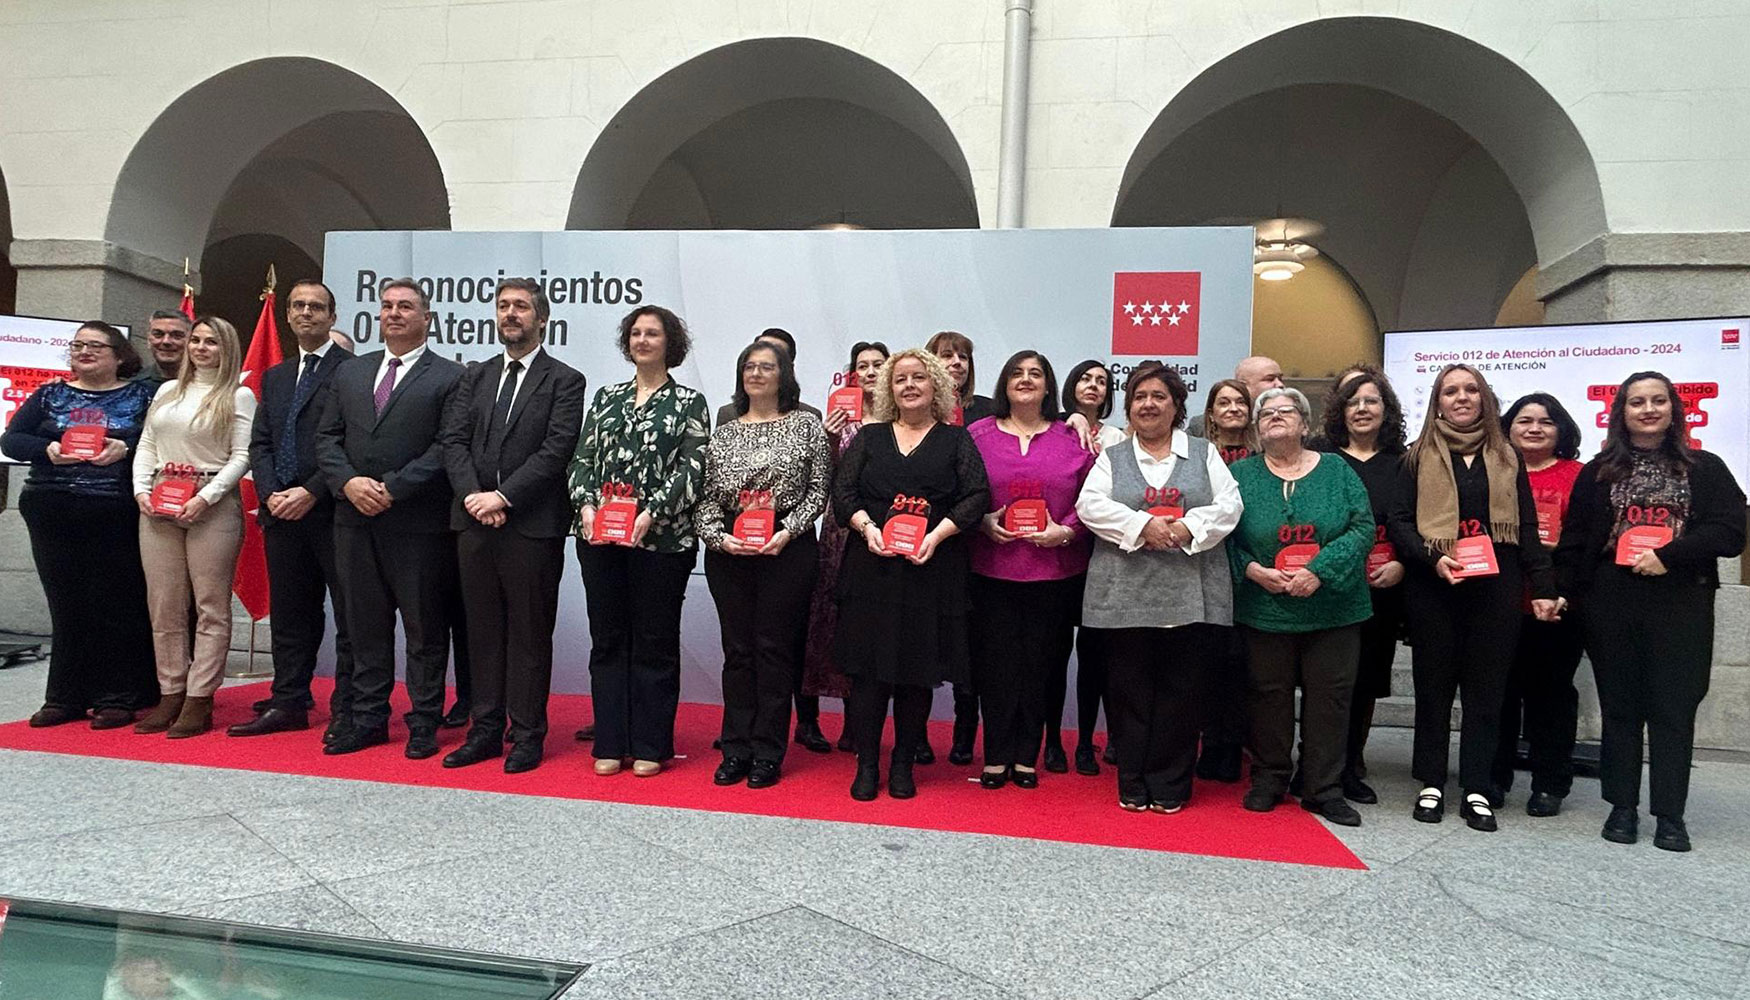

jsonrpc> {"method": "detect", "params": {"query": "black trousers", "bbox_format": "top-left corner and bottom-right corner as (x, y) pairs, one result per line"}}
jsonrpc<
(1244, 625), (1359, 805)
(577, 542), (693, 761)
(971, 574), (1081, 767)
(20, 490), (157, 712)
(1201, 625), (1249, 750)
(1102, 624), (1214, 804)
(1073, 626), (1107, 746)
(262, 514), (354, 715)
(1493, 613), (1585, 796)
(1583, 570), (1715, 817)
(334, 523), (454, 733)
(705, 533), (819, 763)
(1404, 564), (1523, 794)
(458, 526), (565, 744)
(445, 555), (471, 707)
(1346, 608), (1400, 771)
(847, 675), (933, 760)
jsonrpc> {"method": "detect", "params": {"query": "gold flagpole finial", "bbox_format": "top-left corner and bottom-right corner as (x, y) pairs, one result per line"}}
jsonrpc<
(260, 263), (277, 300)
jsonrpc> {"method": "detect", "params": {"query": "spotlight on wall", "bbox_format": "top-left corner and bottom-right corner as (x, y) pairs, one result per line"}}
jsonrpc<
(811, 212), (865, 231)
(1252, 218), (1323, 282)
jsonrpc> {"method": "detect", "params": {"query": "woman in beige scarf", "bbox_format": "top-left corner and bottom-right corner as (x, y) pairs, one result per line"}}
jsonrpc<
(1385, 364), (1561, 833)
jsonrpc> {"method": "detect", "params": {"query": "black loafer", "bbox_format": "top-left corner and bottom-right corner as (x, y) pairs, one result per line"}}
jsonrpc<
(1242, 787), (1282, 813)
(979, 768), (1009, 789)
(404, 728), (441, 760)
(1525, 791), (1564, 817)
(439, 703), (470, 729)
(503, 741), (543, 774)
(1042, 744), (1068, 774)
(1011, 767), (1039, 789)
(1303, 797), (1362, 827)
(913, 741), (937, 765)
(1460, 794), (1498, 832)
(324, 726), (389, 755)
(442, 735), (503, 769)
(90, 708), (135, 731)
(1653, 815), (1691, 853)
(714, 756), (752, 786)
(1074, 745), (1100, 776)
(322, 719), (350, 746)
(28, 705), (81, 728)
(1602, 805), (1639, 844)
(227, 707), (309, 737)
(574, 724), (595, 741)
(794, 723), (832, 754)
(747, 759), (781, 789)
(1341, 772), (1378, 805)
(947, 741), (974, 766)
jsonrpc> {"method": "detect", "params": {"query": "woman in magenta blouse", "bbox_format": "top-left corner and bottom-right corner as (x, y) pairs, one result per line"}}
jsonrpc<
(969, 350), (1096, 788)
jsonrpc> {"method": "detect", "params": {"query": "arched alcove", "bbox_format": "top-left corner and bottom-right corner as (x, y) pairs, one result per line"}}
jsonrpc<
(569, 38), (978, 230)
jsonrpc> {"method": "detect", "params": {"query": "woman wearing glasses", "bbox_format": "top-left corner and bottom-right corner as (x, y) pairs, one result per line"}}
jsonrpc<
(697, 341), (832, 789)
(2, 322), (159, 728)
(131, 316), (257, 738)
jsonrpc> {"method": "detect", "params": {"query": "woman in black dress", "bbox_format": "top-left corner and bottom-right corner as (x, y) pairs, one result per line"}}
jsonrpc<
(833, 348), (991, 800)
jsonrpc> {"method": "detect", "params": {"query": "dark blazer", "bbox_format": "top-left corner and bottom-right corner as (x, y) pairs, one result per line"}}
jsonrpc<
(442, 350), (588, 537)
(249, 345), (353, 526)
(316, 348), (465, 534)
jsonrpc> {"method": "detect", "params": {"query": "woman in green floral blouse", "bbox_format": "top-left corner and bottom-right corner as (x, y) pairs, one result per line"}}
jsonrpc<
(568, 305), (710, 778)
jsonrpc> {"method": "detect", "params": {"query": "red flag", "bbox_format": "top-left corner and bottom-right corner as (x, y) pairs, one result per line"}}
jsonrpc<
(180, 258), (196, 321)
(232, 268), (283, 621)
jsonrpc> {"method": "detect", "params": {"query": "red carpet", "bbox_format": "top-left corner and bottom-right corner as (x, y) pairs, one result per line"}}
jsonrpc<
(0, 681), (1364, 870)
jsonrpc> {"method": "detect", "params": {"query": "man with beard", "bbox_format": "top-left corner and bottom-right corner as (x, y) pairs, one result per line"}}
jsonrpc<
(438, 278), (586, 772)
(231, 280), (356, 738)
(317, 278), (465, 758)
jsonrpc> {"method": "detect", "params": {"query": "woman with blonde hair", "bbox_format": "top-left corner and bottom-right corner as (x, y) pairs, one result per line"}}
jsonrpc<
(1385, 363), (1560, 831)
(131, 315), (257, 737)
(833, 348), (990, 800)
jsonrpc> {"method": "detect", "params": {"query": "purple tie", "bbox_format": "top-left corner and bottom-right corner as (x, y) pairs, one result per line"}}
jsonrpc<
(374, 357), (402, 416)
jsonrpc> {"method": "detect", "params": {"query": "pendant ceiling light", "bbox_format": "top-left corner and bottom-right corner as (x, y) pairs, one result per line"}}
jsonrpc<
(1253, 217), (1324, 282)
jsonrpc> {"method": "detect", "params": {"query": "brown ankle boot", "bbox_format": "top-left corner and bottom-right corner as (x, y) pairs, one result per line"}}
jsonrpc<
(166, 696), (213, 739)
(134, 694), (185, 734)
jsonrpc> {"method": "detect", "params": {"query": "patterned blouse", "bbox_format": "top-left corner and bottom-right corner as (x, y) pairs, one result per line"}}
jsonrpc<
(567, 377), (711, 553)
(0, 380), (155, 499)
(695, 410), (832, 551)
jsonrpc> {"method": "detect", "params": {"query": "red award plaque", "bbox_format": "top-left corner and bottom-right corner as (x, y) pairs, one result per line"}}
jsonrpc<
(733, 488), (776, 546)
(591, 482), (638, 545)
(149, 464), (199, 516)
(828, 385), (863, 422)
(1534, 500), (1563, 546)
(883, 493), (931, 556)
(1275, 543), (1320, 572)
(1004, 498), (1048, 535)
(1367, 525), (1395, 573)
(1615, 524), (1673, 566)
(59, 425), (106, 460)
(1449, 534), (1500, 578)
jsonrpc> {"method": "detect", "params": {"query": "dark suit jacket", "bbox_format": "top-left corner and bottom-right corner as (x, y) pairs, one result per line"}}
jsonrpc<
(249, 346), (354, 526)
(316, 348), (465, 534)
(442, 351), (587, 537)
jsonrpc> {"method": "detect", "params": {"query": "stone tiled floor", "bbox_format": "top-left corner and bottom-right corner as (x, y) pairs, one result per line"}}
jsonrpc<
(0, 661), (1746, 999)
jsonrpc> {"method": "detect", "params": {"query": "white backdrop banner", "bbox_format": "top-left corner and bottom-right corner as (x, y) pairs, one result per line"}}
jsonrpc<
(319, 228), (1254, 714)
(1384, 318), (1750, 492)
(0, 314), (131, 431)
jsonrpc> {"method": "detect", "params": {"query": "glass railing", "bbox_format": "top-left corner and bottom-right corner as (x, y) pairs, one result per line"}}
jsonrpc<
(0, 896), (586, 999)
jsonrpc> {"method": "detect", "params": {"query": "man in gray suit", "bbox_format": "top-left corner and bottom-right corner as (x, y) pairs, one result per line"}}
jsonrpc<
(317, 278), (465, 758)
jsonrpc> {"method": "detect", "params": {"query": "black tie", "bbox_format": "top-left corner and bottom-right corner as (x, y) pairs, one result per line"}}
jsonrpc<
(484, 359), (522, 487)
(275, 353), (321, 485)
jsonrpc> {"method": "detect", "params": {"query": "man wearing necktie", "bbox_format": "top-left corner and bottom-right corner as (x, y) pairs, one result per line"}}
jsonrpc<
(316, 278), (465, 758)
(232, 280), (355, 738)
(439, 278), (586, 773)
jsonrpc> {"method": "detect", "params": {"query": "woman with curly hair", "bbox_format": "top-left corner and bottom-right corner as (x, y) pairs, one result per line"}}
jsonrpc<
(832, 348), (990, 801)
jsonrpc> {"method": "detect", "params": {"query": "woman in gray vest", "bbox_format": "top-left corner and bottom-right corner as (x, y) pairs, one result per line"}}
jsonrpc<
(1227, 387), (1376, 827)
(1075, 362), (1241, 813)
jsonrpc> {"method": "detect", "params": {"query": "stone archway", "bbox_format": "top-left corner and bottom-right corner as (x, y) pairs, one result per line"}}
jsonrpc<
(569, 38), (978, 231)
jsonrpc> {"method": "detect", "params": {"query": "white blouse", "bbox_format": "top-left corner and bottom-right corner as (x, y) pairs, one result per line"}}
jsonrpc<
(132, 370), (257, 505)
(1075, 429), (1242, 554)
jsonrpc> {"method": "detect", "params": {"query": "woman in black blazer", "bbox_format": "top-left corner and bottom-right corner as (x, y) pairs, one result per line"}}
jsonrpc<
(1554, 371), (1746, 853)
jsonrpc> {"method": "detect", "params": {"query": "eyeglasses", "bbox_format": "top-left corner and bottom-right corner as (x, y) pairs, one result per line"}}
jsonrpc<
(742, 362), (778, 375)
(287, 301), (329, 314)
(1344, 396), (1383, 409)
(1258, 406), (1301, 420)
(68, 341), (113, 355)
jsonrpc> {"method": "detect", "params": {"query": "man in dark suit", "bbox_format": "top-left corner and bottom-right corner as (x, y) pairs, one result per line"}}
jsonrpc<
(230, 280), (355, 739)
(316, 277), (465, 758)
(439, 278), (586, 773)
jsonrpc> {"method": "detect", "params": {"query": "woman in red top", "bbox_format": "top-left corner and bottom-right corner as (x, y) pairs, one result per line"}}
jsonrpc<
(1492, 393), (1586, 816)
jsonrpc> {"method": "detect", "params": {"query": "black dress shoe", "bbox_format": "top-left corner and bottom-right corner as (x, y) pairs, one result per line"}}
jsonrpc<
(887, 756), (917, 799)
(503, 741), (544, 774)
(442, 735), (503, 769)
(794, 722), (832, 754)
(324, 726), (390, 755)
(1012, 767), (1039, 789)
(1460, 794), (1498, 832)
(405, 728), (440, 760)
(1101, 744), (1117, 766)
(836, 731), (853, 752)
(1341, 772), (1378, 805)
(979, 768), (1009, 789)
(914, 741), (937, 765)
(1602, 805), (1639, 844)
(1413, 787), (1445, 824)
(1303, 797), (1362, 827)
(322, 718), (351, 745)
(574, 724), (595, 741)
(1242, 787), (1282, 813)
(440, 703), (470, 729)
(1042, 744), (1069, 774)
(714, 756), (752, 785)
(1525, 791), (1564, 817)
(850, 759), (880, 801)
(1074, 745), (1100, 776)
(746, 759), (781, 789)
(947, 740), (974, 766)
(1653, 815), (1690, 853)
(90, 708), (135, 730)
(227, 707), (309, 737)
(28, 705), (81, 728)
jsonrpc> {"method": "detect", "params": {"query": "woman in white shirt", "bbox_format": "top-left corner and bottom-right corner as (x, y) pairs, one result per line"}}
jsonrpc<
(131, 316), (256, 738)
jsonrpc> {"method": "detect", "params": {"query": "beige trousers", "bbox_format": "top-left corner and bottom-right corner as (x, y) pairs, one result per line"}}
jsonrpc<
(139, 494), (242, 697)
